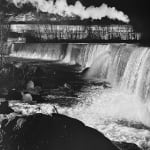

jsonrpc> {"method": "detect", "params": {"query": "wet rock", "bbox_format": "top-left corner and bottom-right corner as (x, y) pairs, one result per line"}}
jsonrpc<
(0, 101), (14, 114)
(91, 81), (111, 89)
(97, 81), (111, 89)
(64, 83), (71, 89)
(6, 89), (22, 100)
(22, 92), (45, 103)
(0, 68), (10, 78)
(0, 113), (119, 150)
(14, 62), (23, 68)
(34, 86), (42, 93)
(113, 141), (142, 150)
(21, 92), (33, 102)
(25, 80), (43, 100)
(24, 85), (44, 103)
(26, 80), (35, 90)
(31, 94), (45, 103)
(81, 67), (90, 76)
(25, 86), (42, 95)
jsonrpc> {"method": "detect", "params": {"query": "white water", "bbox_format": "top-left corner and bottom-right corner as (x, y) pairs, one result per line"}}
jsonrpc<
(10, 43), (150, 136)
(80, 44), (150, 127)
(10, 43), (114, 67)
(10, 43), (66, 60)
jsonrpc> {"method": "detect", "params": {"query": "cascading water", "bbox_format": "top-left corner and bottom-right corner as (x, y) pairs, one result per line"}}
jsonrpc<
(10, 42), (150, 126)
(71, 43), (150, 127)
(120, 47), (150, 100)
(10, 43), (116, 68)
(9, 43), (150, 147)
(55, 43), (150, 147)
(62, 43), (85, 64)
(10, 43), (67, 60)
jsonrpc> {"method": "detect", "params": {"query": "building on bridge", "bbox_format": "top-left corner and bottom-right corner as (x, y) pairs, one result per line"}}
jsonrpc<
(10, 23), (141, 43)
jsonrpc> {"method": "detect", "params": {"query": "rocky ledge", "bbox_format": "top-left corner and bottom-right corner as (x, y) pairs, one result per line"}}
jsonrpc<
(0, 113), (120, 150)
(0, 100), (142, 150)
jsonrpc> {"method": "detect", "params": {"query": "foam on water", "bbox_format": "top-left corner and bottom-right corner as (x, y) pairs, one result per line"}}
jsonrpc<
(10, 43), (66, 60)
(10, 43), (150, 127)
(81, 44), (150, 127)
(55, 86), (150, 148)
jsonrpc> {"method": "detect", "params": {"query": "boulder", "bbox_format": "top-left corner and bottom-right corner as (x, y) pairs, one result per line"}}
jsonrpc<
(21, 92), (33, 102)
(31, 94), (45, 103)
(81, 67), (90, 77)
(93, 81), (111, 89)
(113, 141), (142, 150)
(24, 86), (42, 95)
(6, 89), (22, 100)
(0, 113), (119, 150)
(0, 101), (14, 114)
(26, 80), (35, 90)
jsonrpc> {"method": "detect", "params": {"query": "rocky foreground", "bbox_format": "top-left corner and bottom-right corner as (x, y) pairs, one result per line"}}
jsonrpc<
(0, 100), (142, 150)
(0, 61), (144, 150)
(0, 113), (120, 150)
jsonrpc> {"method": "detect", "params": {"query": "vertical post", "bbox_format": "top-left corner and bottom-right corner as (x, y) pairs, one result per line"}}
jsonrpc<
(0, 12), (10, 68)
(0, 13), (3, 67)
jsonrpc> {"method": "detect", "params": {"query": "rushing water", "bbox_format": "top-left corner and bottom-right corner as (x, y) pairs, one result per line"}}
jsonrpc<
(9, 43), (150, 148)
(11, 43), (150, 100)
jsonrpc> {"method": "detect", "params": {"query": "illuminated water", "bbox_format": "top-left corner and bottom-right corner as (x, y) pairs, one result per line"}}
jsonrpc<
(9, 43), (150, 149)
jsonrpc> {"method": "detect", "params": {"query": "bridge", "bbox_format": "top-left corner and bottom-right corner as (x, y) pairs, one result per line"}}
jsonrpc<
(10, 24), (141, 43)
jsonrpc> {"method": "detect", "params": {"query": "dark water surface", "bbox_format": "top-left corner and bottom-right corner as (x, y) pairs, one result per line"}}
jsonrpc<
(0, 57), (89, 107)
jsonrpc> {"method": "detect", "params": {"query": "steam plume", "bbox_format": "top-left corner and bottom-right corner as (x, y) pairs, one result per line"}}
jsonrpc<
(7, 0), (130, 23)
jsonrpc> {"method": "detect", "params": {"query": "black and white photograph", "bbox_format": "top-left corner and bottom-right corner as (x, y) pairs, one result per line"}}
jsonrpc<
(0, 0), (150, 149)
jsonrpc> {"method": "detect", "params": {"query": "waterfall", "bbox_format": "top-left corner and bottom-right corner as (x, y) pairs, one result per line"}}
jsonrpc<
(120, 48), (150, 100)
(10, 42), (150, 100)
(81, 43), (150, 126)
(10, 43), (150, 96)
(10, 43), (67, 61)
(9, 42), (150, 126)
(62, 43), (83, 64)
(84, 44), (150, 101)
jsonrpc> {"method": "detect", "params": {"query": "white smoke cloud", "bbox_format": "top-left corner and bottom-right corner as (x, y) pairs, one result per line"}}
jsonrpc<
(7, 0), (130, 23)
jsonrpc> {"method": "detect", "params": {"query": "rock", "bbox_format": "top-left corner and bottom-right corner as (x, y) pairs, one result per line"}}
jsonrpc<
(31, 94), (45, 103)
(25, 80), (42, 98)
(81, 67), (90, 77)
(98, 81), (111, 89)
(0, 113), (119, 150)
(113, 141), (142, 150)
(0, 101), (14, 114)
(25, 86), (42, 95)
(14, 62), (23, 68)
(34, 86), (42, 93)
(64, 83), (71, 89)
(21, 92), (33, 102)
(26, 80), (35, 90)
(6, 89), (22, 100)
(91, 81), (111, 89)
(23, 86), (44, 103)
(0, 68), (10, 78)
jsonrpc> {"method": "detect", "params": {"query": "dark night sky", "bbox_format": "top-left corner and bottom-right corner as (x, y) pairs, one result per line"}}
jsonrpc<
(71, 0), (150, 30)
(70, 0), (150, 41)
